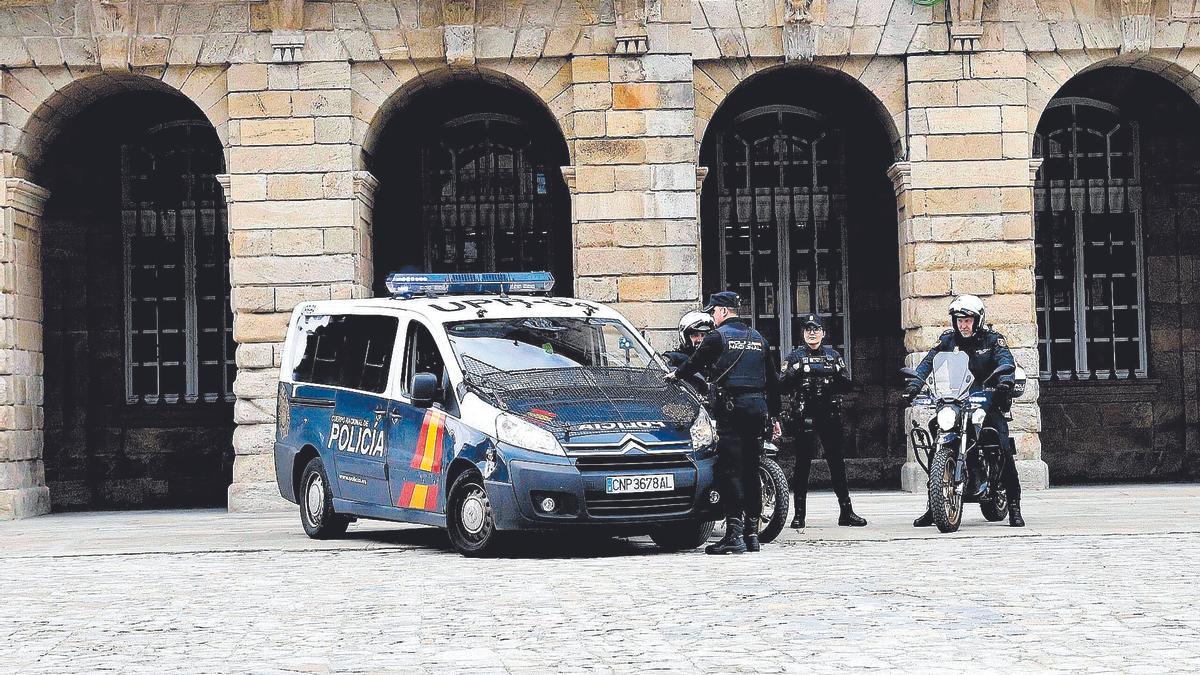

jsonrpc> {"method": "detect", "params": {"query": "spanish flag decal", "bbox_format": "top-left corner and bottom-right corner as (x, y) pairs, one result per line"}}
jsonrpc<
(398, 482), (439, 511)
(409, 409), (447, 474)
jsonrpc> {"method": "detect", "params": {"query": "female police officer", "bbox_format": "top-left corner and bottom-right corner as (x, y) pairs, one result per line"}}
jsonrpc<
(780, 314), (867, 529)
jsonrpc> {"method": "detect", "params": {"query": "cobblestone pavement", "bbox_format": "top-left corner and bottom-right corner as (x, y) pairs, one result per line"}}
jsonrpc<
(2, 485), (1199, 674)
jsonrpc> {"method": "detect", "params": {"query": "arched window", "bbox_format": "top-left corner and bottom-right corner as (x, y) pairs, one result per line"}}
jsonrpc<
(1034, 98), (1147, 379)
(419, 113), (558, 273)
(122, 120), (233, 404)
(713, 104), (849, 356)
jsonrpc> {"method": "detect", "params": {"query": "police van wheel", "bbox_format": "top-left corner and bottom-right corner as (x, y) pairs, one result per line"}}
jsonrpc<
(650, 519), (716, 551)
(300, 457), (350, 540)
(447, 471), (501, 556)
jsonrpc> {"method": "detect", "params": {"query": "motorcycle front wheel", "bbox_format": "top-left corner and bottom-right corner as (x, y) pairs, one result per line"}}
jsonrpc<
(929, 445), (964, 533)
(756, 456), (790, 543)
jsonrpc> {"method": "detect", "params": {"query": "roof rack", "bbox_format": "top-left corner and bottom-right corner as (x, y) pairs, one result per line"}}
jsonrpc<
(385, 272), (555, 299)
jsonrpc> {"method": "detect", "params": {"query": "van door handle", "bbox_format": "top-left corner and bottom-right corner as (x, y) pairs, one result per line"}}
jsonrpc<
(389, 411), (402, 423)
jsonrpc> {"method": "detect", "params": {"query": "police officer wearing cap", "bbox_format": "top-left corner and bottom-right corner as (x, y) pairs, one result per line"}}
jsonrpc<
(780, 314), (867, 529)
(668, 291), (781, 554)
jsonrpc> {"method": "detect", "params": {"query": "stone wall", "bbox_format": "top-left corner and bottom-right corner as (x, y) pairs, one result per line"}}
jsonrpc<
(3, 0), (1200, 515)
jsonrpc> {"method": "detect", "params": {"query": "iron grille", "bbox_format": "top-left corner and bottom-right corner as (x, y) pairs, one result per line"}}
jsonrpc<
(1034, 97), (1148, 380)
(122, 121), (234, 404)
(713, 104), (850, 357)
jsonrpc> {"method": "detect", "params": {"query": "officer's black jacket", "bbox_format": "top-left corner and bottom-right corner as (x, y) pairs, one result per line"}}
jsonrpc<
(674, 317), (780, 415)
(913, 327), (1016, 387)
(780, 344), (854, 405)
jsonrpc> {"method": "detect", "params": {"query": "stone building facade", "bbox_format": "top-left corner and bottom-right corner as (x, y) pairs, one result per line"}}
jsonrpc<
(2, 0), (1199, 518)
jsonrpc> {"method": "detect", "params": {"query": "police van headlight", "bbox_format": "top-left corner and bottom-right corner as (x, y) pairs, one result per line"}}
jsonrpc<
(936, 406), (959, 432)
(496, 413), (565, 457)
(690, 408), (715, 449)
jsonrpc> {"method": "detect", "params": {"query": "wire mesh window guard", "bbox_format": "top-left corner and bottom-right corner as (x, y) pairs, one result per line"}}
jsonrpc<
(714, 104), (851, 358)
(123, 121), (234, 404)
(1034, 97), (1148, 380)
(420, 113), (556, 274)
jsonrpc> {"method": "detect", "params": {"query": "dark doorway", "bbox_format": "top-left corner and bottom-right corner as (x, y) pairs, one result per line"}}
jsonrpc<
(38, 90), (234, 510)
(367, 75), (572, 294)
(700, 67), (905, 485)
(1035, 67), (1200, 482)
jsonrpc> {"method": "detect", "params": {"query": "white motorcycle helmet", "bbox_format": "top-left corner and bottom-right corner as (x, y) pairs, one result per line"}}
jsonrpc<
(677, 310), (715, 350)
(949, 294), (986, 334)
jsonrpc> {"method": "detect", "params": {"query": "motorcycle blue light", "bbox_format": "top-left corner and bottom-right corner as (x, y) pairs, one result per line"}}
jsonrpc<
(385, 272), (555, 298)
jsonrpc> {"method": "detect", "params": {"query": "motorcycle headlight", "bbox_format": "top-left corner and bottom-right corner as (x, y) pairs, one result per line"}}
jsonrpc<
(971, 408), (987, 425)
(496, 413), (565, 456)
(690, 408), (715, 449)
(936, 406), (959, 432)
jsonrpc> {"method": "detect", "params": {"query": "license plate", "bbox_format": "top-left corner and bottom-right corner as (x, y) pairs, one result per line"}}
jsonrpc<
(606, 474), (674, 494)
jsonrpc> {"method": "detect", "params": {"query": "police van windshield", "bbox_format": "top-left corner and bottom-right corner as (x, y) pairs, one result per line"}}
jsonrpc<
(446, 317), (656, 373)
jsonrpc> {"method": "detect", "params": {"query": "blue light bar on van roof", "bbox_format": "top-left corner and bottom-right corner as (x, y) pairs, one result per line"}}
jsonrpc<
(385, 272), (555, 298)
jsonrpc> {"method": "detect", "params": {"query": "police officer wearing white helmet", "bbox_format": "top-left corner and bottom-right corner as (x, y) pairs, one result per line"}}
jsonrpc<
(663, 310), (715, 393)
(905, 294), (1026, 528)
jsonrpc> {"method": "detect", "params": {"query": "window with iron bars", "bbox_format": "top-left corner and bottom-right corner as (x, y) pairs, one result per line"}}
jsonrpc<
(123, 121), (235, 404)
(1034, 98), (1148, 380)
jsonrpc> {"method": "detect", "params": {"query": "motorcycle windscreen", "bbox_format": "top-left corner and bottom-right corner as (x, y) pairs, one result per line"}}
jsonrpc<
(929, 352), (974, 400)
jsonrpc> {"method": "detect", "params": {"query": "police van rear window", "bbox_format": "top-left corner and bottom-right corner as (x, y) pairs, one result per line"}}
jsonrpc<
(292, 314), (399, 393)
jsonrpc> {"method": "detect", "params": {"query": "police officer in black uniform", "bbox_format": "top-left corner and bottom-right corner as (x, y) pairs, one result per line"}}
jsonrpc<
(663, 310), (714, 393)
(668, 292), (781, 554)
(780, 314), (867, 529)
(906, 294), (1026, 528)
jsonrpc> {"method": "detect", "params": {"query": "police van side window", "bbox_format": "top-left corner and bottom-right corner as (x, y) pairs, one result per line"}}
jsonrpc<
(292, 314), (399, 393)
(402, 321), (446, 396)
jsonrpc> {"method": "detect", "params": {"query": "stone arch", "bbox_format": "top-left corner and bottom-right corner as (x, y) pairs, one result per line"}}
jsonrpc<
(7, 67), (231, 181)
(1030, 55), (1200, 484)
(1027, 50), (1200, 154)
(696, 62), (907, 486)
(693, 57), (907, 162)
(359, 65), (574, 293)
(355, 61), (574, 171)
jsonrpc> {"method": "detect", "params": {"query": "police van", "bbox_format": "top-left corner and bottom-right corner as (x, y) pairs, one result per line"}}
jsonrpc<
(274, 272), (720, 555)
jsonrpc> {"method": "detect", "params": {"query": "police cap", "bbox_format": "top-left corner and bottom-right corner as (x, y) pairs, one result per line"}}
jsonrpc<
(800, 313), (824, 329)
(703, 291), (741, 311)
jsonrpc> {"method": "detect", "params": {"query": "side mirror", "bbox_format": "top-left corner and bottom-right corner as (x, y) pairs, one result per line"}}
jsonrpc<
(411, 372), (439, 408)
(899, 367), (919, 379)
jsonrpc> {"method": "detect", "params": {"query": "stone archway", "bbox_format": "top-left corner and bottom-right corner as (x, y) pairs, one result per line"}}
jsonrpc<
(698, 64), (907, 487)
(362, 69), (573, 294)
(1032, 64), (1200, 483)
(1, 71), (234, 516)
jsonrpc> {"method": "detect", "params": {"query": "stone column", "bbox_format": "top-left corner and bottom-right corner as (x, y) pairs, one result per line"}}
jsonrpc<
(898, 51), (1049, 491)
(0, 177), (50, 519)
(570, 0), (701, 350)
(225, 59), (367, 511)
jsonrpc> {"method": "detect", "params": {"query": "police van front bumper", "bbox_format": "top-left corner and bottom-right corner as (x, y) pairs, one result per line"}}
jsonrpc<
(486, 452), (720, 531)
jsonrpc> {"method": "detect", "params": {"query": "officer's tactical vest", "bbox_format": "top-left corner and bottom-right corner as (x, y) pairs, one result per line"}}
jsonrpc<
(710, 321), (768, 391)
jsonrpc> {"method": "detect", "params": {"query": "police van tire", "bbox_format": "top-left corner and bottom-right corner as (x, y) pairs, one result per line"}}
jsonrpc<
(650, 519), (716, 551)
(447, 471), (501, 557)
(757, 457), (790, 544)
(300, 457), (350, 539)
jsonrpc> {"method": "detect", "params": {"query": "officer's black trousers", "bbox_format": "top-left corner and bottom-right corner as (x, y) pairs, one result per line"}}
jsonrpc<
(789, 413), (850, 507)
(715, 395), (768, 520)
(986, 407), (1022, 503)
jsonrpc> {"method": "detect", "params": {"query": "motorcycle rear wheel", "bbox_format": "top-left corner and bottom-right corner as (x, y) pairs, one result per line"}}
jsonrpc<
(929, 445), (963, 533)
(756, 456), (790, 544)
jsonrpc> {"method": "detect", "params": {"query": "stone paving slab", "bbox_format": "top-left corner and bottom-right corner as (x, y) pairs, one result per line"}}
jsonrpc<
(1, 485), (1199, 673)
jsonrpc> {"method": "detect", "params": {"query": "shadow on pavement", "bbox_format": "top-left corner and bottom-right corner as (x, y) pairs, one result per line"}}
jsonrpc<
(345, 526), (678, 559)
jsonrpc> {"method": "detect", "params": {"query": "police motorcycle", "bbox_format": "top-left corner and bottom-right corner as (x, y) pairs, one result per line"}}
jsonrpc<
(901, 352), (1025, 533)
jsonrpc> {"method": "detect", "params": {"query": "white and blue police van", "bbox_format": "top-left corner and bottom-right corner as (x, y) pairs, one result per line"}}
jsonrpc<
(274, 272), (720, 555)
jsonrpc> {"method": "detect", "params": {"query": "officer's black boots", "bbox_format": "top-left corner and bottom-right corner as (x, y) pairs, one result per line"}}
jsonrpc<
(743, 516), (761, 552)
(706, 516), (747, 554)
(838, 501), (867, 527)
(1009, 501), (1025, 527)
(791, 495), (805, 528)
(913, 509), (934, 527)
